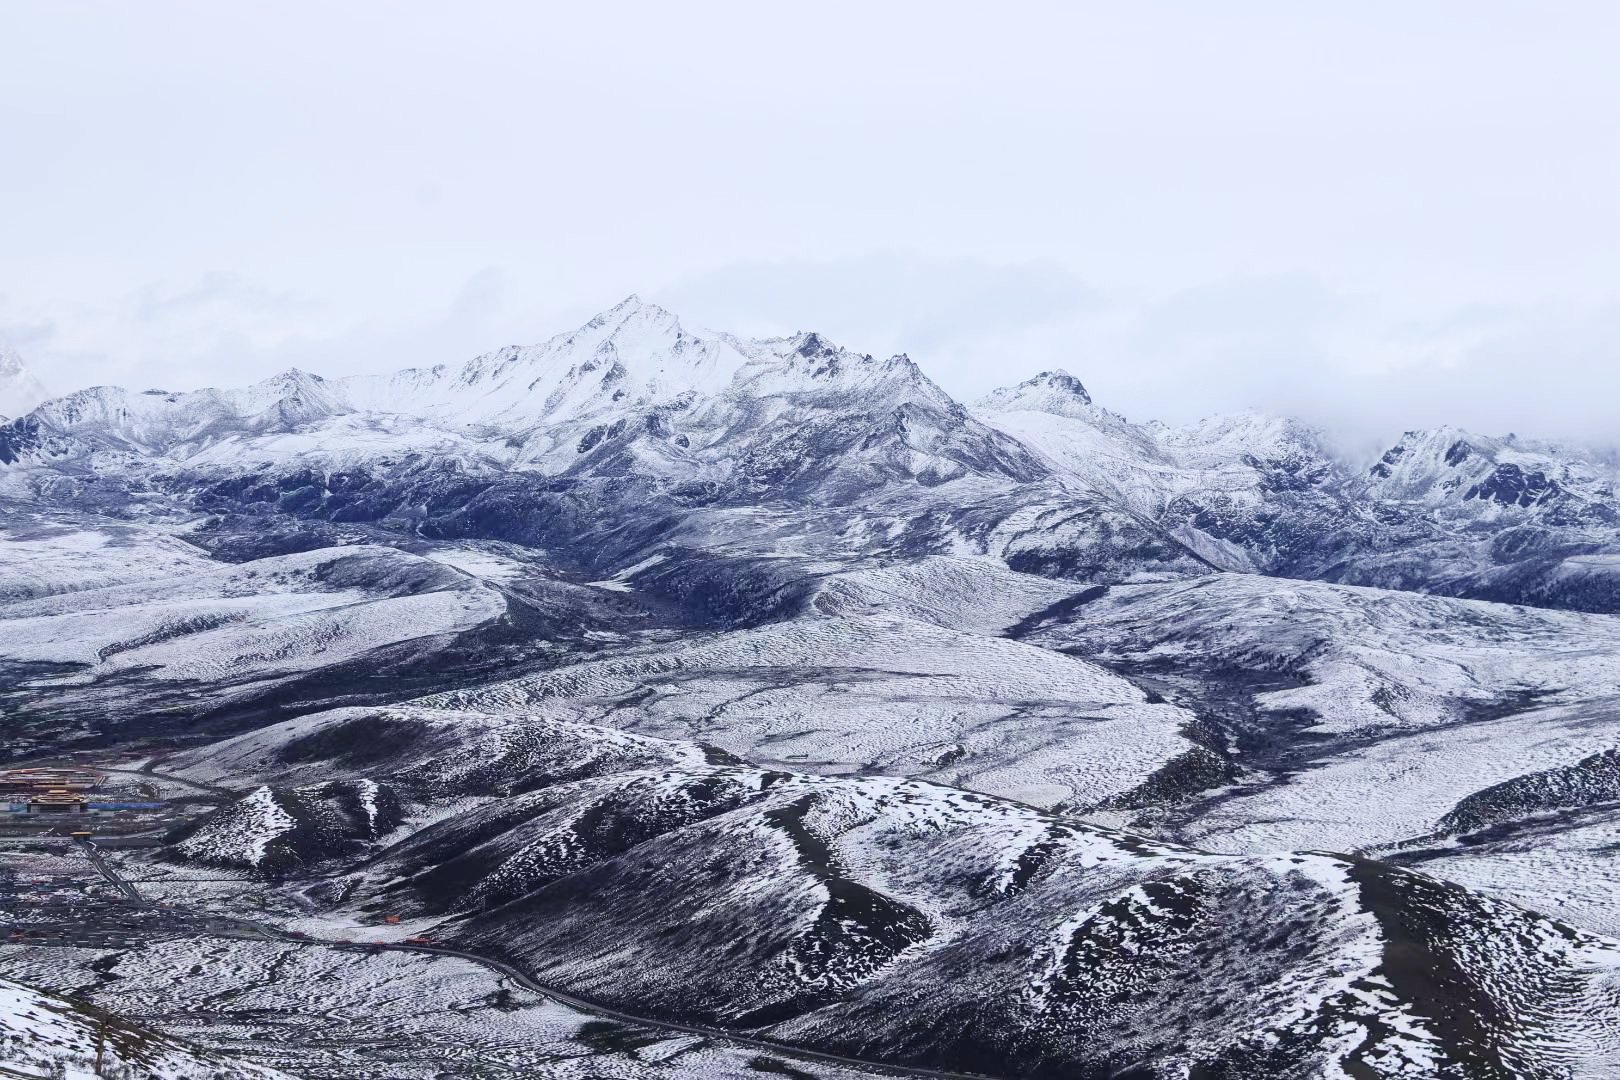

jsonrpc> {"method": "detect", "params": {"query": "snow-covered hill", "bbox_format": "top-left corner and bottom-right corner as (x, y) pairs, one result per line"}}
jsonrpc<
(1, 932), (886, 1080)
(9, 298), (1620, 1077)
(0, 520), (514, 759)
(156, 704), (1620, 1080)
(10, 297), (1618, 612)
(1013, 570), (1620, 932)
(418, 606), (1200, 811)
(146, 546), (1620, 931)
(0, 974), (292, 1080)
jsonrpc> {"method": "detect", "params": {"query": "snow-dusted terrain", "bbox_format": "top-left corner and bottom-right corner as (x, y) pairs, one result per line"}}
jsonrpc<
(0, 525), (509, 760)
(1011, 571), (1620, 928)
(6, 298), (1620, 1077)
(420, 607), (1198, 811)
(0, 934), (897, 1080)
(0, 972), (291, 1080)
(140, 705), (1620, 1078)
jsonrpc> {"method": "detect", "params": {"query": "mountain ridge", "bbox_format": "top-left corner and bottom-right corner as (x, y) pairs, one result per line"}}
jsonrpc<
(8, 298), (1620, 1077)
(5, 298), (1620, 617)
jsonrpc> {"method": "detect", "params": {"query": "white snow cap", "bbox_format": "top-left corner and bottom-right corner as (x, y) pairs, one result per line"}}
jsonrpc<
(975, 369), (1095, 417)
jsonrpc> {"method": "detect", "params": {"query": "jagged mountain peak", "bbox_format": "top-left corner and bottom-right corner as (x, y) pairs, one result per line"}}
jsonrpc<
(1366, 422), (1620, 518)
(597, 292), (665, 317)
(976, 369), (1095, 417)
(1373, 420), (1522, 476)
(264, 366), (328, 386)
(577, 293), (686, 339)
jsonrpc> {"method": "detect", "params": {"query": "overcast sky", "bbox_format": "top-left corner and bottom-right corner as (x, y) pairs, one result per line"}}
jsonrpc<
(3, 1), (1618, 453)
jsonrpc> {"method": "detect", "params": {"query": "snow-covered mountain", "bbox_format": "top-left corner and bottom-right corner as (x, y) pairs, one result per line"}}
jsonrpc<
(974, 371), (1620, 610)
(0, 343), (49, 421)
(9, 298), (1620, 1078)
(2, 297), (1043, 498)
(1367, 426), (1619, 516)
(974, 373), (1373, 575)
(9, 297), (1619, 613)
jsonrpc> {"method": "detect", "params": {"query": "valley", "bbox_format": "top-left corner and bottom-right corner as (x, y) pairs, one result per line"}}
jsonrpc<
(3, 300), (1620, 1078)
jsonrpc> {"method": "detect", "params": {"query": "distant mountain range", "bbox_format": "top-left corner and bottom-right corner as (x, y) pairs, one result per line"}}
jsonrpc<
(6, 296), (1618, 614)
(5, 299), (1620, 1079)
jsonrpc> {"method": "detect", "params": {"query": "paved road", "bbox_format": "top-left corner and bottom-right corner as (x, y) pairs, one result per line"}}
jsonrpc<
(211, 925), (998, 1080)
(75, 846), (995, 1080)
(74, 836), (145, 904)
(28, 762), (1001, 1080)
(94, 757), (238, 799)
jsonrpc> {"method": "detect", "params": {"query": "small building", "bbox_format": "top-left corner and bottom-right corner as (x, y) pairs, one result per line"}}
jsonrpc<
(86, 802), (165, 813)
(0, 767), (105, 796)
(15, 791), (91, 815)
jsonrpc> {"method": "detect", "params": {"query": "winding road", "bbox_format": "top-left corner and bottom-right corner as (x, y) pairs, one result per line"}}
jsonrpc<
(73, 836), (144, 904)
(94, 756), (239, 799)
(64, 827), (998, 1080)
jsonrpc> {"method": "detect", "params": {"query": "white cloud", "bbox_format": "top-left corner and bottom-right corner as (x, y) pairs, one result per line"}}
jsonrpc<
(0, 2), (1616, 454)
(661, 253), (1094, 353)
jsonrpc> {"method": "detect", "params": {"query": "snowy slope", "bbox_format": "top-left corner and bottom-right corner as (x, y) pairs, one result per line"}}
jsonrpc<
(0, 934), (891, 1080)
(973, 370), (1182, 509)
(168, 778), (402, 872)
(163, 704), (720, 871)
(0, 505), (218, 604)
(1025, 572), (1620, 735)
(0, 974), (292, 1080)
(1013, 571), (1620, 929)
(805, 554), (1082, 633)
(0, 544), (503, 678)
(160, 704), (1620, 1080)
(975, 375), (1348, 516)
(0, 533), (509, 759)
(975, 381), (1379, 576)
(418, 607), (1199, 811)
(167, 703), (718, 793)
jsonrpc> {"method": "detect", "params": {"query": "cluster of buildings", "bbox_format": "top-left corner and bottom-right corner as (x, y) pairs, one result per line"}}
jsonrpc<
(0, 767), (157, 816)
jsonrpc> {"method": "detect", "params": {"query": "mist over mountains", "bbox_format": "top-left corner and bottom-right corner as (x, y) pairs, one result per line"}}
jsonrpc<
(7, 296), (1620, 613)
(0, 344), (50, 421)
(4, 298), (1620, 1079)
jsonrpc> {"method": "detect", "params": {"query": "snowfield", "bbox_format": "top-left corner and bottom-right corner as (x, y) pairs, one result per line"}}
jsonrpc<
(6, 299), (1620, 1078)
(146, 704), (1620, 1079)
(421, 608), (1198, 811)
(0, 509), (217, 604)
(0, 974), (292, 1080)
(0, 544), (505, 680)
